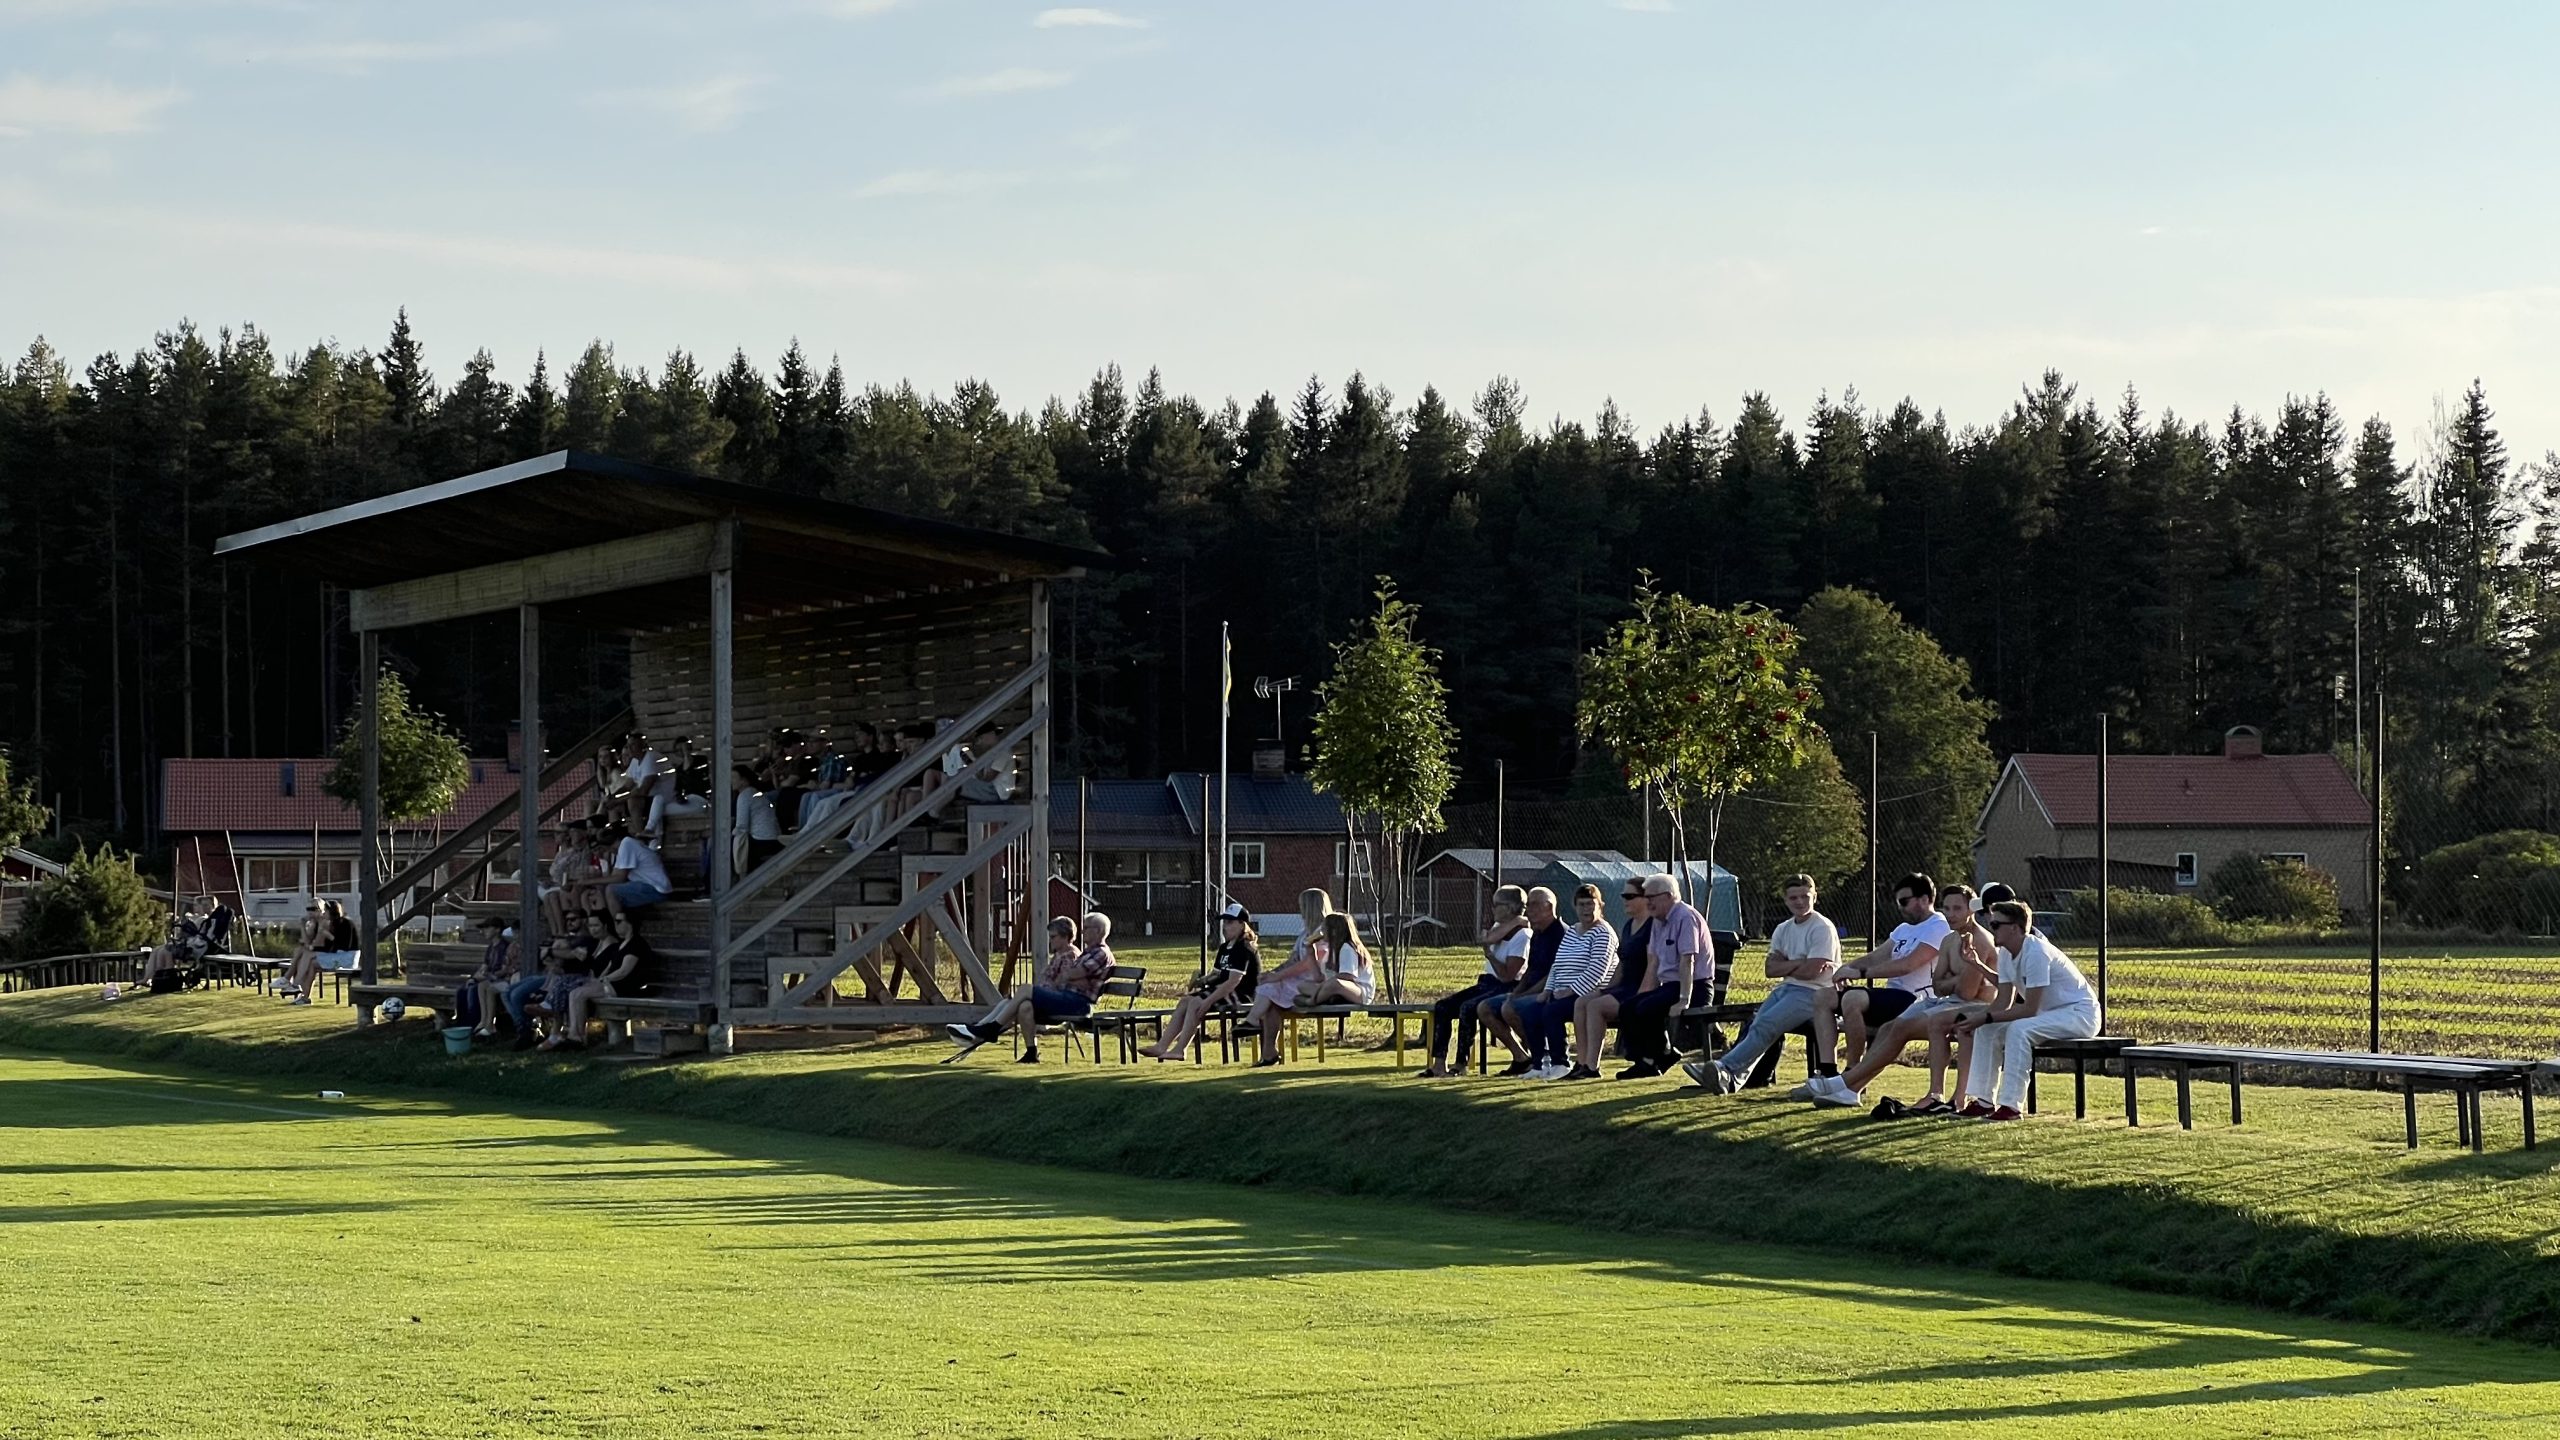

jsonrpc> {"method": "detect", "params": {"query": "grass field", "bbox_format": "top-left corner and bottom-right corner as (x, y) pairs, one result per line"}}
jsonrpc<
(1104, 940), (2560, 1060)
(10, 1049), (2560, 1439)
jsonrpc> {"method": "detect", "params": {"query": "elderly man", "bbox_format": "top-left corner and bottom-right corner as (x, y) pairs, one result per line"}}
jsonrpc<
(948, 913), (1116, 1064)
(1615, 874), (1713, 1079)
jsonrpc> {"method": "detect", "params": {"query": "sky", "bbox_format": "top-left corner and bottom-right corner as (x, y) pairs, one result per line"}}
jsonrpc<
(3, 0), (2558, 460)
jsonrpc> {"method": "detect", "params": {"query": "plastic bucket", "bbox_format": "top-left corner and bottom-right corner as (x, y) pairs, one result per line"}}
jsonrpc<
(441, 1025), (474, 1057)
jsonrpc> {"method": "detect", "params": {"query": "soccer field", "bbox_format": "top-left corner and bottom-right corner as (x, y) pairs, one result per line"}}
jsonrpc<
(6, 1052), (2560, 1438)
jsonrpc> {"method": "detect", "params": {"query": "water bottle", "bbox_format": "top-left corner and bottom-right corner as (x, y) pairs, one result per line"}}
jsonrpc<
(318, 1090), (346, 1100)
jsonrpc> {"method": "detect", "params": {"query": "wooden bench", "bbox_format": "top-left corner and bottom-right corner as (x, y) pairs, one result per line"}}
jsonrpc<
(2023, 1036), (2136, 1119)
(1273, 1002), (1439, 1066)
(2118, 1043), (2538, 1151)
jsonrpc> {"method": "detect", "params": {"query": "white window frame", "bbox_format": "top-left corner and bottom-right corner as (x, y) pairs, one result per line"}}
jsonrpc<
(1228, 841), (1267, 879)
(2174, 853), (2198, 887)
(1335, 840), (1374, 884)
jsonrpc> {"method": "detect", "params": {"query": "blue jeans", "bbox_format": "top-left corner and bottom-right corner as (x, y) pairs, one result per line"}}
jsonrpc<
(1030, 986), (1093, 1020)
(502, 973), (549, 1030)
(1511, 992), (1581, 1066)
(608, 881), (668, 911)
(1715, 982), (1822, 1081)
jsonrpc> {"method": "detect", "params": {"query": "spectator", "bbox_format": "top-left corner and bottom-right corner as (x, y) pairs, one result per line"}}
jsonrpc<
(1517, 884), (1615, 1080)
(1806, 882), (1998, 1110)
(285, 898), (360, 1007)
(1141, 902), (1260, 1060)
(1308, 911), (1374, 1008)
(957, 725), (1016, 805)
(947, 913), (1115, 1063)
(1482, 887), (1566, 1076)
(1821, 873), (1948, 1073)
(598, 819), (671, 919)
(1240, 889), (1336, 1067)
(554, 911), (656, 1051)
(201, 896), (235, 954)
(275, 901), (323, 1000)
(1566, 879), (1655, 1078)
(1419, 886), (1529, 1078)
(1950, 900), (2103, 1121)
(730, 765), (784, 875)
(1616, 874), (1712, 1079)
(641, 736), (709, 843)
(501, 926), (571, 1051)
(1685, 874), (1842, 1093)
(462, 915), (518, 1040)
(532, 912), (610, 1050)
(542, 816), (594, 936)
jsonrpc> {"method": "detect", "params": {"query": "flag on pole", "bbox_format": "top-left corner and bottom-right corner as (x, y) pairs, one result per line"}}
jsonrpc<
(1221, 626), (1232, 707)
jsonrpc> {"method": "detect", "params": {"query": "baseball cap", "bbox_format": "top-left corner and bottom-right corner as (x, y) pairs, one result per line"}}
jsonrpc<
(1220, 902), (1249, 920)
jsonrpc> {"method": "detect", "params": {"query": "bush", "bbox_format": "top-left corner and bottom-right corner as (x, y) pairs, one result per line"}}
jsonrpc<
(11, 845), (166, 961)
(2408, 830), (2560, 933)
(2207, 854), (2343, 929)
(2064, 886), (2235, 946)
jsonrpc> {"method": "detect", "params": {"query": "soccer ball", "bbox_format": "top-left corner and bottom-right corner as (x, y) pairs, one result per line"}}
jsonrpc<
(378, 997), (407, 1023)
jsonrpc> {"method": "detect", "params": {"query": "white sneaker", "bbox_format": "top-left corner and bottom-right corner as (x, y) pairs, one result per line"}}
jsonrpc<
(1786, 1077), (1820, 1100)
(1809, 1075), (1863, 1109)
(1533, 1062), (1570, 1081)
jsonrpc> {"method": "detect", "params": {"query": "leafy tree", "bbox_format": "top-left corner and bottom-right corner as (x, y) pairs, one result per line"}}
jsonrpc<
(1717, 747), (1866, 930)
(1791, 587), (1996, 883)
(13, 844), (162, 960)
(2206, 853), (2342, 929)
(0, 747), (48, 851)
(1578, 574), (1825, 888)
(322, 668), (470, 947)
(1307, 583), (1458, 1001)
(2408, 830), (2560, 931)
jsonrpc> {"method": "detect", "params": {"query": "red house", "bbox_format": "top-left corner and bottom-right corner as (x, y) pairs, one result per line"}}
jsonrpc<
(1049, 767), (1352, 939)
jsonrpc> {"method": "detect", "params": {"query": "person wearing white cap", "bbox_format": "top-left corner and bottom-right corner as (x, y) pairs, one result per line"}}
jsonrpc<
(464, 915), (520, 1041)
(1141, 903), (1263, 1060)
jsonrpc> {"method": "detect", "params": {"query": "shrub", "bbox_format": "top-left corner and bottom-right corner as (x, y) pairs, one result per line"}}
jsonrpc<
(2408, 830), (2560, 932)
(2064, 886), (2235, 947)
(11, 844), (165, 961)
(2207, 854), (2343, 929)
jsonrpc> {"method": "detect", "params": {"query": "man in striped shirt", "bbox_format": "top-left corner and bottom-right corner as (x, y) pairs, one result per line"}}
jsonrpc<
(1514, 883), (1619, 1080)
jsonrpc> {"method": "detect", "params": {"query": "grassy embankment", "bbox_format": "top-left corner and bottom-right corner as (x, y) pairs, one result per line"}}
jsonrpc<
(5, 981), (2558, 1347)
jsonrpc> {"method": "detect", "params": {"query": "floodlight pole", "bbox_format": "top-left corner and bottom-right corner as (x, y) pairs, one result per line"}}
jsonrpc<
(2096, 712), (2110, 1009)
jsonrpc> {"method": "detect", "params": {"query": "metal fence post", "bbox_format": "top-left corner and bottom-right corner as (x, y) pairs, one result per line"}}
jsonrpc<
(2096, 712), (2109, 1009)
(2370, 688), (2384, 1054)
(1867, 732), (1880, 948)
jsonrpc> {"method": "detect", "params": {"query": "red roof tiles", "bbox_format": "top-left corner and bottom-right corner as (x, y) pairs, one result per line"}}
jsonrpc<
(162, 758), (590, 834)
(2010, 752), (2370, 829)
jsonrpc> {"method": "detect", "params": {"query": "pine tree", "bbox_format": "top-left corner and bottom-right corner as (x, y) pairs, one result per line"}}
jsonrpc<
(506, 351), (563, 457)
(708, 349), (775, 484)
(380, 307), (433, 433)
(561, 341), (619, 450)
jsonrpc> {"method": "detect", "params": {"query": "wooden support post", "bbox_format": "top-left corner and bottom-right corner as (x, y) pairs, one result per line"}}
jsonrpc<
(357, 629), (381, 987)
(519, 605), (544, 970)
(709, 564), (736, 1055)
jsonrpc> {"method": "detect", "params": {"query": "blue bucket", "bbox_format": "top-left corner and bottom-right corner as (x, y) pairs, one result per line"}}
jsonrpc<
(441, 1025), (474, 1057)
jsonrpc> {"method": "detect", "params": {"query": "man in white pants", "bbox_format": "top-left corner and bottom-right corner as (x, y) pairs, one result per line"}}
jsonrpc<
(1950, 899), (2101, 1122)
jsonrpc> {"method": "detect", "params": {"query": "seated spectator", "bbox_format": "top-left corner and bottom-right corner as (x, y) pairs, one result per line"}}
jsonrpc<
(275, 904), (323, 1000)
(1516, 884), (1615, 1081)
(641, 736), (709, 843)
(502, 928), (571, 1050)
(1419, 886), (1530, 1078)
(946, 913), (1115, 1063)
(729, 765), (783, 875)
(1567, 881), (1655, 1079)
(597, 819), (672, 919)
(552, 911), (656, 1051)
(1616, 874), (1713, 1079)
(1483, 887), (1566, 1076)
(1307, 910), (1376, 1007)
(1819, 873), (1948, 1073)
(542, 816), (594, 936)
(461, 915), (518, 1040)
(957, 724), (1016, 806)
(1240, 889), (1335, 1067)
(1140, 903), (1260, 1060)
(531, 912), (609, 1050)
(1685, 874), (1842, 1094)
(1811, 883), (2002, 1112)
(1949, 900), (2102, 1121)
(200, 896), (235, 954)
(284, 898), (360, 1006)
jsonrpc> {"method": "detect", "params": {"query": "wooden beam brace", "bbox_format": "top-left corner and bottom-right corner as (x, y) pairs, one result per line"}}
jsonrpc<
(780, 811), (1032, 1008)
(348, 521), (736, 632)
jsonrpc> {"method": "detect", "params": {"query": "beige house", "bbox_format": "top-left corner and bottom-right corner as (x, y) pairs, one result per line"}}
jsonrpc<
(1973, 727), (2374, 916)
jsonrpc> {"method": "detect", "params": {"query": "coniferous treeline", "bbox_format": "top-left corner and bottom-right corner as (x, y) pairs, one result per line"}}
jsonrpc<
(4, 311), (2559, 855)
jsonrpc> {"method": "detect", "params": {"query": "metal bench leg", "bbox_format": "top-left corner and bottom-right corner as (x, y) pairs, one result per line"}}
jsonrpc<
(2229, 1065), (2243, 1127)
(2027, 1070), (2038, 1115)
(2074, 1058), (2089, 1121)
(2125, 1064), (2139, 1128)
(1392, 1015), (1406, 1068)
(2469, 1087), (2486, 1154)
(2456, 1086), (2471, 1148)
(2175, 1064), (2193, 1131)
(2525, 1082), (2537, 1151)
(2403, 1076), (2418, 1149)
(1316, 1019), (1327, 1064)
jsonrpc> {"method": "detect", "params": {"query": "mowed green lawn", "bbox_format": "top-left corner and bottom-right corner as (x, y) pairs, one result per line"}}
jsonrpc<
(1112, 941), (2560, 1059)
(8, 1052), (2560, 1439)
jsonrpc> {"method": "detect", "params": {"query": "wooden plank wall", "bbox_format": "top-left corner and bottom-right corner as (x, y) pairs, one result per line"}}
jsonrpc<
(629, 584), (1034, 769)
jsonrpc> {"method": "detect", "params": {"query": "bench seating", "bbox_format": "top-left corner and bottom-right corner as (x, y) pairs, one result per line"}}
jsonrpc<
(2023, 1036), (2136, 1119)
(2118, 1042), (2537, 1151)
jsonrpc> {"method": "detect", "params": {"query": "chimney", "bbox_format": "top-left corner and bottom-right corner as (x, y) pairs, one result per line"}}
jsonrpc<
(1251, 744), (1287, 780)
(2223, 725), (2263, 760)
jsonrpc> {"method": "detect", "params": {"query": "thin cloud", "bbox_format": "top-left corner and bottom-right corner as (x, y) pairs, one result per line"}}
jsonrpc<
(813, 0), (905, 15)
(0, 73), (182, 136)
(1034, 7), (1145, 27)
(202, 21), (553, 74)
(1612, 0), (1677, 11)
(0, 183), (914, 295)
(594, 71), (770, 133)
(926, 66), (1070, 98)
(855, 168), (1032, 200)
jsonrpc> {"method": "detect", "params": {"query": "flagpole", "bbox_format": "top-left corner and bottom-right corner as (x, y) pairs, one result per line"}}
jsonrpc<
(1219, 622), (1232, 925)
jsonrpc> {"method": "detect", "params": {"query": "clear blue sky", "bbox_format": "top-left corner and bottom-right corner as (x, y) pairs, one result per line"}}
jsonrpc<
(5, 0), (2556, 460)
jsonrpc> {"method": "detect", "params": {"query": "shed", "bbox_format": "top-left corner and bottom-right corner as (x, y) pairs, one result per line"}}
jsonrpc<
(1533, 855), (1742, 934)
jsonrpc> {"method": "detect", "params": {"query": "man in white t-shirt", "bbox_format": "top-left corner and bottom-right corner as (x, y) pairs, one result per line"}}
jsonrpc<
(1685, 874), (1840, 1093)
(1951, 899), (2103, 1121)
(1817, 873), (1949, 1073)
(599, 819), (672, 919)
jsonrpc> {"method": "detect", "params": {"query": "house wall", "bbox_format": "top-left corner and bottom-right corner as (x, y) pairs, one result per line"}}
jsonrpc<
(630, 583), (1035, 770)
(1973, 773), (2372, 913)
